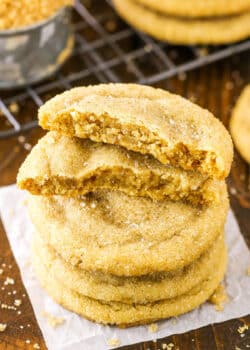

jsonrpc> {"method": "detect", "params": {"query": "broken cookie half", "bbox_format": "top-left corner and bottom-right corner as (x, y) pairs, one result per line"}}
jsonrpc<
(17, 132), (222, 205)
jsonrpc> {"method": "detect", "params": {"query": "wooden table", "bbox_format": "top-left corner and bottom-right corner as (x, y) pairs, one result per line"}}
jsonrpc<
(0, 50), (250, 350)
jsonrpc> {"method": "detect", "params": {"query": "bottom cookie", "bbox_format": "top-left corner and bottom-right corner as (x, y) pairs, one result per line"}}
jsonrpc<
(32, 243), (227, 326)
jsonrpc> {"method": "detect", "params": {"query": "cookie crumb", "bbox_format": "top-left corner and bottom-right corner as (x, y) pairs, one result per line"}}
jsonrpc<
(18, 135), (26, 143)
(42, 311), (65, 327)
(162, 343), (175, 350)
(33, 344), (40, 349)
(237, 323), (248, 334)
(4, 277), (15, 285)
(0, 323), (7, 332)
(229, 187), (237, 196)
(0, 269), (3, 275)
(209, 284), (229, 311)
(107, 337), (120, 347)
(14, 299), (22, 307)
(26, 339), (31, 344)
(148, 323), (158, 333)
(246, 267), (250, 276)
(24, 143), (32, 151)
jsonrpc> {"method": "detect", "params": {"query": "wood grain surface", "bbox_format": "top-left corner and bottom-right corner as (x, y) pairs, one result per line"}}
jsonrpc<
(0, 43), (250, 350)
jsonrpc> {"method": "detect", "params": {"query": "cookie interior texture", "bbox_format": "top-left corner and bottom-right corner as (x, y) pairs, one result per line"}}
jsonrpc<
(113, 0), (250, 44)
(32, 231), (226, 304)
(17, 131), (221, 205)
(134, 0), (250, 17)
(28, 185), (228, 276)
(38, 84), (233, 179)
(230, 85), (250, 163)
(32, 243), (227, 326)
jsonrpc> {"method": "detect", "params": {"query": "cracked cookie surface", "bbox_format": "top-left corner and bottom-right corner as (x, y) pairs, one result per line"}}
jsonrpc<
(32, 242), (227, 326)
(28, 186), (228, 277)
(32, 231), (226, 304)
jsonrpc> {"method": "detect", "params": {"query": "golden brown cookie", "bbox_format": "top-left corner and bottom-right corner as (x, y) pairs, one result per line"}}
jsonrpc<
(17, 132), (221, 204)
(32, 243), (227, 326)
(38, 84), (233, 179)
(32, 231), (226, 304)
(113, 0), (250, 44)
(28, 185), (228, 277)
(134, 0), (250, 18)
(230, 85), (250, 163)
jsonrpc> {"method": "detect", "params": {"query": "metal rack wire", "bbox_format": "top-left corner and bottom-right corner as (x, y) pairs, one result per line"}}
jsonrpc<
(0, 0), (250, 139)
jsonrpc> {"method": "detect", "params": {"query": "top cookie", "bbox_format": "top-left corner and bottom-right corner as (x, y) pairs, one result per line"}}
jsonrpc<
(230, 85), (250, 163)
(39, 84), (233, 179)
(134, 0), (250, 18)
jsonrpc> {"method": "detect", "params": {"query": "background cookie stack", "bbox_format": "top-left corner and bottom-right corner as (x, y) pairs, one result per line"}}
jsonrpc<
(113, 0), (250, 44)
(17, 83), (233, 326)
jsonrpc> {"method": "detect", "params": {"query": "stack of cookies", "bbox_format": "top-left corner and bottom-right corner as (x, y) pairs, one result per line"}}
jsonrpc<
(17, 83), (233, 326)
(113, 0), (250, 44)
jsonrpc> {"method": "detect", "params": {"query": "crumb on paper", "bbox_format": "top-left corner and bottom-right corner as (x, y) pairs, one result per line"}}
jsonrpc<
(14, 299), (22, 307)
(106, 337), (120, 347)
(42, 311), (65, 327)
(148, 323), (158, 333)
(171, 317), (178, 325)
(247, 267), (250, 276)
(0, 323), (7, 332)
(33, 344), (40, 349)
(21, 199), (28, 206)
(209, 284), (229, 311)
(4, 277), (15, 285)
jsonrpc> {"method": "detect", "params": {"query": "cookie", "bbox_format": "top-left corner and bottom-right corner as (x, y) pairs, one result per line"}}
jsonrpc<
(17, 132), (221, 204)
(113, 0), (250, 44)
(32, 231), (226, 304)
(229, 85), (250, 163)
(134, 0), (250, 18)
(38, 84), (233, 179)
(32, 244), (227, 326)
(28, 186), (228, 276)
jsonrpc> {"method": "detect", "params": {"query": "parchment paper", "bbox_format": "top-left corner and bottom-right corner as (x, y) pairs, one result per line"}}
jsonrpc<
(0, 185), (250, 350)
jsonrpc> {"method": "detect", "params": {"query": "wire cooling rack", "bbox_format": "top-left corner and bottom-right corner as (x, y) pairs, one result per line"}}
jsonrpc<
(0, 0), (250, 139)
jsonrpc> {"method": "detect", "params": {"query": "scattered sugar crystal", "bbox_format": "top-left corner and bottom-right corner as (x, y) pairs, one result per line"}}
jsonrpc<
(148, 323), (158, 333)
(107, 337), (120, 347)
(14, 299), (22, 306)
(4, 277), (14, 285)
